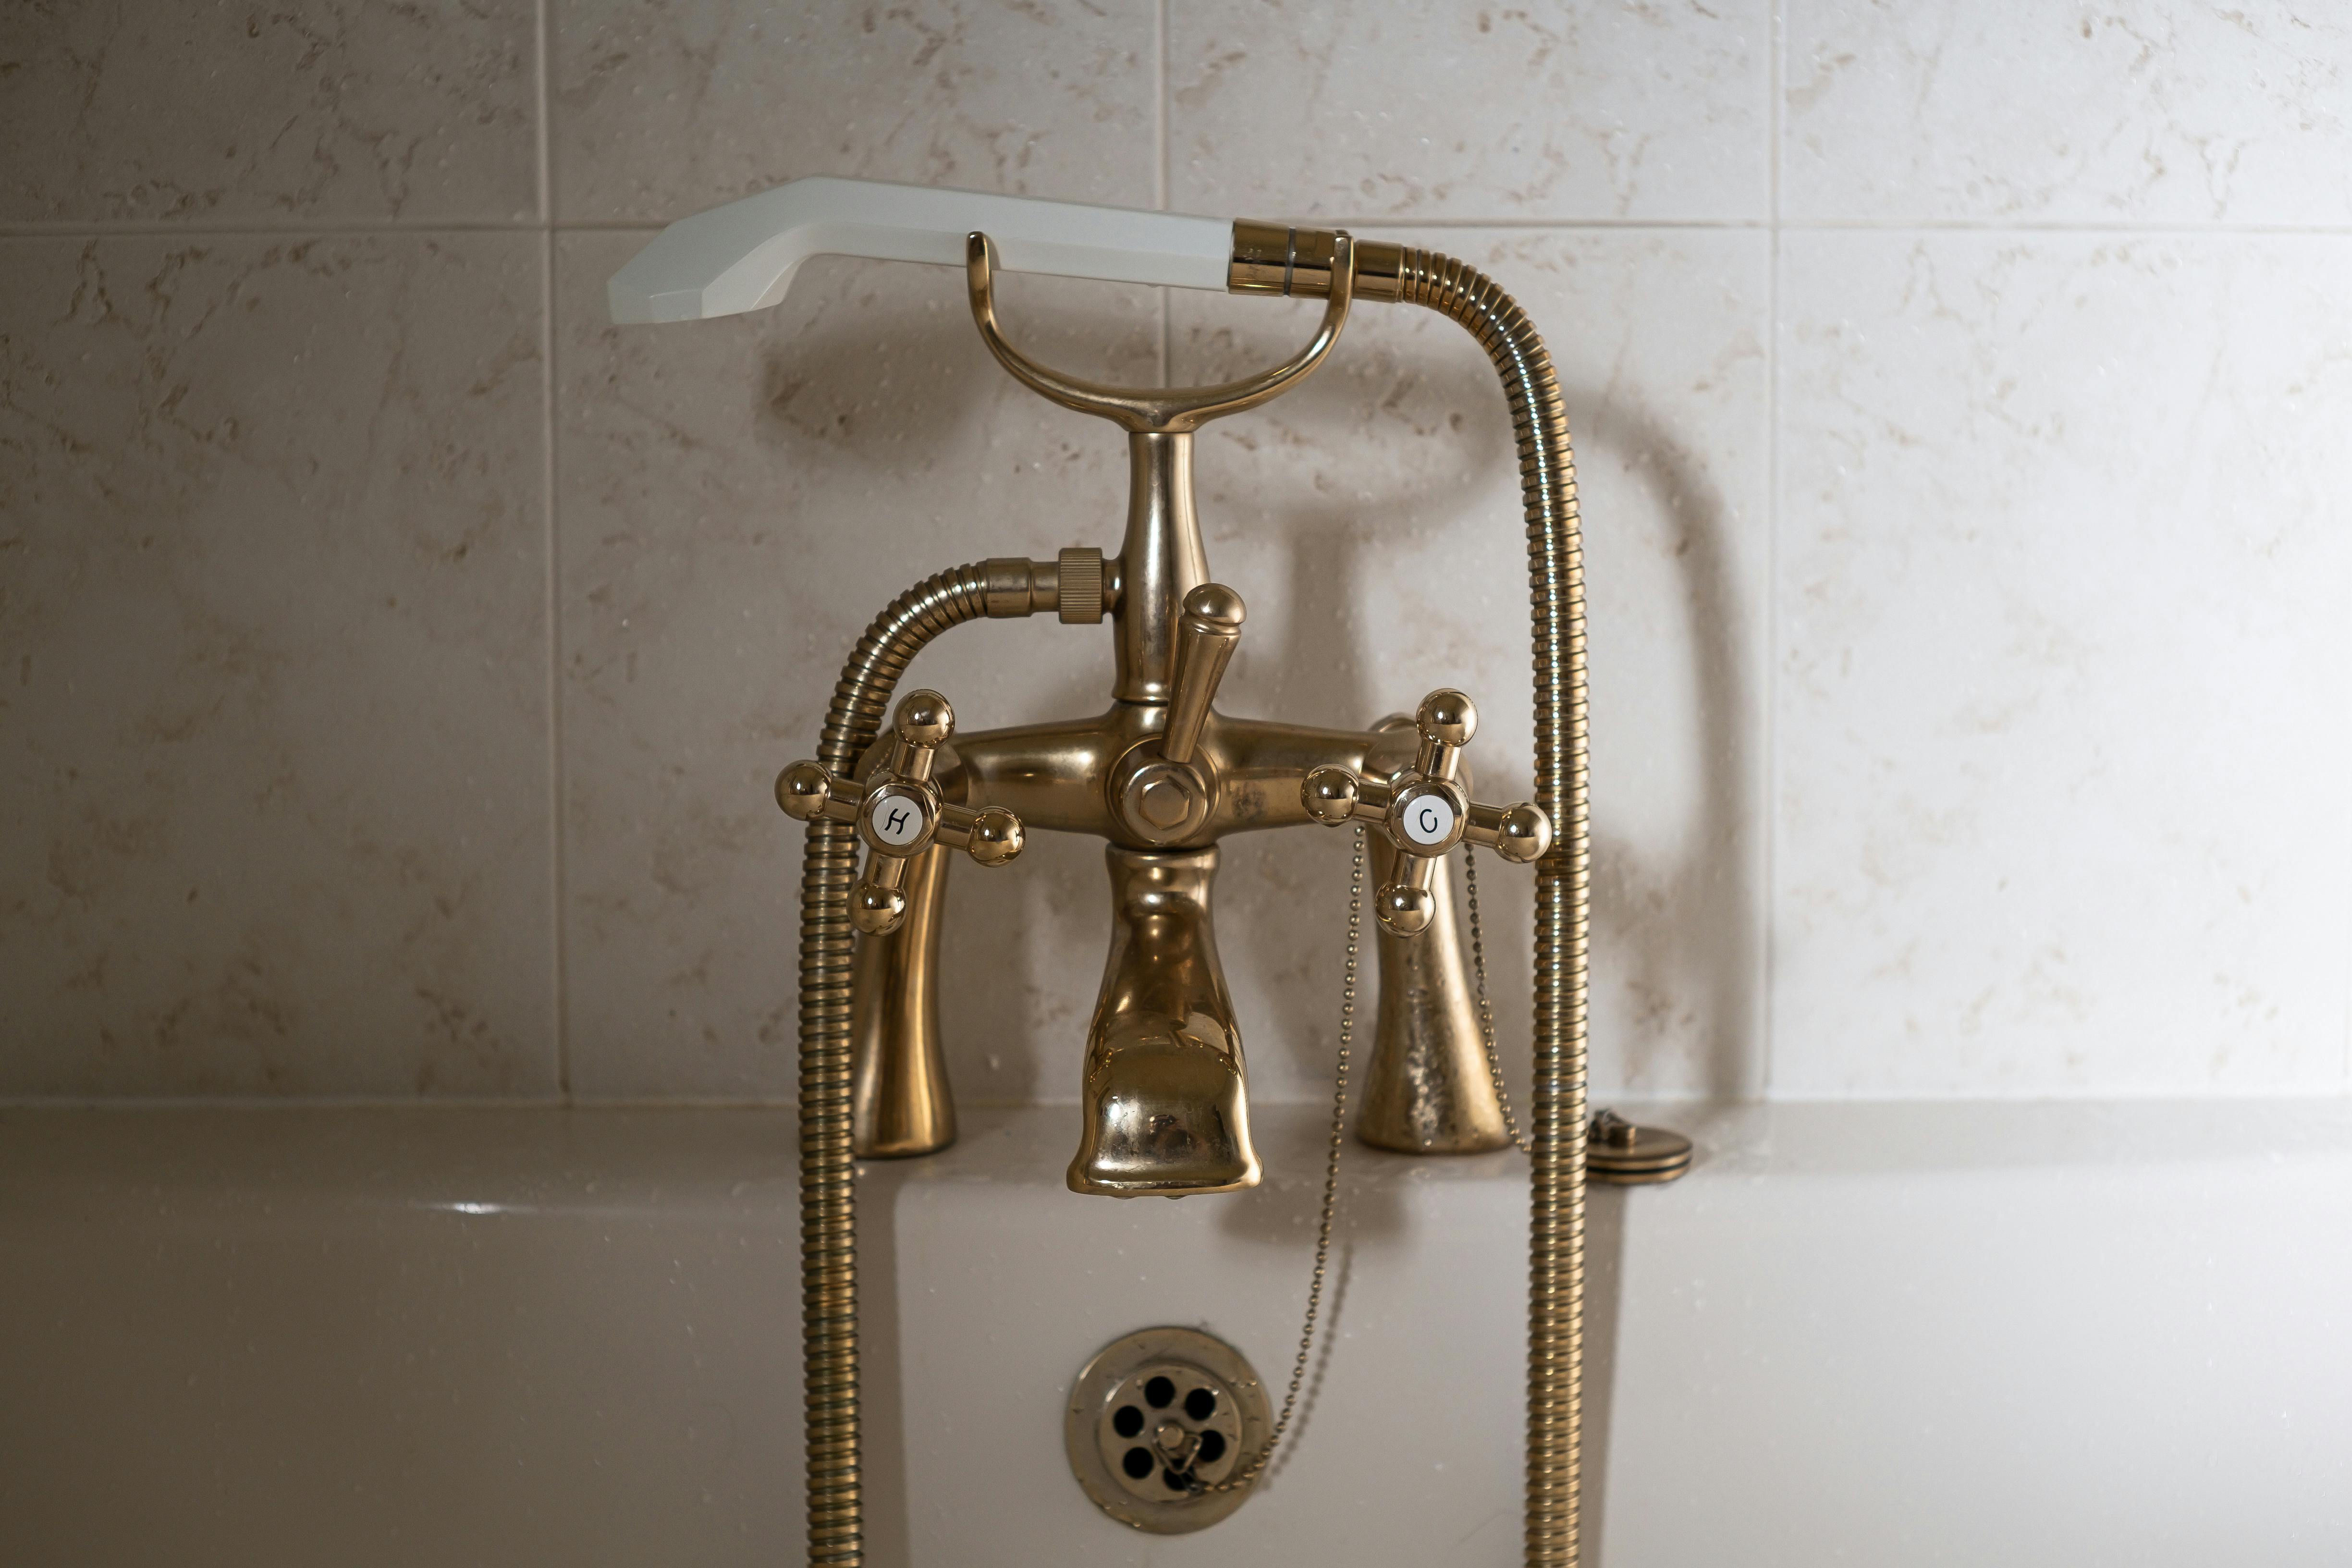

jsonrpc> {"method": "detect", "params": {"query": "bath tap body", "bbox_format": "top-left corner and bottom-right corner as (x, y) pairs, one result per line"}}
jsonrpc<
(779, 233), (1548, 1198)
(613, 175), (1633, 1568)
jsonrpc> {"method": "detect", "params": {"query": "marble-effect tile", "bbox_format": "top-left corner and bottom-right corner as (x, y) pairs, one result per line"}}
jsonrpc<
(1168, 229), (1771, 1102)
(554, 232), (1164, 1099)
(0, 235), (554, 1095)
(0, 1), (538, 224)
(1774, 231), (2352, 1095)
(1785, 0), (2352, 225)
(1168, 1), (1772, 222)
(550, 0), (1160, 223)
(560, 225), (1767, 1104)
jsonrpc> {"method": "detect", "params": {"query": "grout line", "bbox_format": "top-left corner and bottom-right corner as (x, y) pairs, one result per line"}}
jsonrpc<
(7, 215), (2349, 242)
(1759, 217), (2352, 235)
(1154, 0), (1171, 387)
(1761, 0), (1782, 1100)
(0, 218), (669, 237)
(536, 0), (571, 1103)
(1153, 0), (1169, 213)
(534, 0), (552, 230)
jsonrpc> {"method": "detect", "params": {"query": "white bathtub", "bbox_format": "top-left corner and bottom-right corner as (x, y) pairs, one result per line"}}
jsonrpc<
(3, 1098), (2347, 1565)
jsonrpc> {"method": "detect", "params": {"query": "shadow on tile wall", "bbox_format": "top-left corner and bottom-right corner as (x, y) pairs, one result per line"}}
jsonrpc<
(10, 0), (2350, 1103)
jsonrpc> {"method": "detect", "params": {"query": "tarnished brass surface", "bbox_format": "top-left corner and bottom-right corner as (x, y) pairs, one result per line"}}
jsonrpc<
(1069, 847), (1260, 1198)
(1586, 1108), (1695, 1185)
(1359, 833), (1512, 1154)
(1299, 689), (1552, 935)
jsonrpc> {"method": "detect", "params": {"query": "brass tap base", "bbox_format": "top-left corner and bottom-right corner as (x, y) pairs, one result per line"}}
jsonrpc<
(1356, 834), (1512, 1155)
(848, 842), (956, 1158)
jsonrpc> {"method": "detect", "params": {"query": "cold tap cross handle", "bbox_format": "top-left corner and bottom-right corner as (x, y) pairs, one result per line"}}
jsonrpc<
(775, 690), (1025, 935)
(1301, 689), (1551, 936)
(1162, 583), (1245, 766)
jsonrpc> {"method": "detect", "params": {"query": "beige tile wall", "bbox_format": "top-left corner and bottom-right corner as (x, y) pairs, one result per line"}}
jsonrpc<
(5, 3), (2348, 1102)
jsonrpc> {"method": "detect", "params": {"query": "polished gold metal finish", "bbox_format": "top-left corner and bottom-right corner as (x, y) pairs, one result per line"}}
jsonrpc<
(1069, 847), (1258, 1197)
(1302, 689), (1551, 936)
(968, 228), (1352, 706)
(789, 563), (1004, 1568)
(777, 691), (1025, 935)
(847, 842), (955, 1157)
(1162, 584), (1244, 766)
(784, 228), (1617, 1566)
(953, 227), (1563, 1203)
(1229, 219), (1405, 304)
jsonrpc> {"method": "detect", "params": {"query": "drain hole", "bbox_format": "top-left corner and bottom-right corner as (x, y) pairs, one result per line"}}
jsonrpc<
(1143, 1375), (1176, 1408)
(1112, 1404), (1144, 1438)
(1122, 1446), (1155, 1480)
(1184, 1386), (1217, 1421)
(1163, 1467), (1189, 1492)
(1197, 1429), (1227, 1464)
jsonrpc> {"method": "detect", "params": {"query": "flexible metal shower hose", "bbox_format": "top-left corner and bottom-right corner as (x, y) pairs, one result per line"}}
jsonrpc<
(1392, 248), (1592, 1568)
(794, 564), (997, 1566)
(789, 251), (1590, 1568)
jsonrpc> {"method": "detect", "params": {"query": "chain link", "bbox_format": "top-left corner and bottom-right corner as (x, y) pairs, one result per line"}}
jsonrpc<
(1460, 846), (1530, 1156)
(1196, 824), (1365, 1495)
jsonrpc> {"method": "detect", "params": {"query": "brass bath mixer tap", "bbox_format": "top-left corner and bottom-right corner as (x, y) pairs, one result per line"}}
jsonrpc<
(778, 231), (1550, 1198)
(613, 173), (1695, 1568)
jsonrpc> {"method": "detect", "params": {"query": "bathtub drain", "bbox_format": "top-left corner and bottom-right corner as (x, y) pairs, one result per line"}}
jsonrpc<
(1065, 1327), (1270, 1533)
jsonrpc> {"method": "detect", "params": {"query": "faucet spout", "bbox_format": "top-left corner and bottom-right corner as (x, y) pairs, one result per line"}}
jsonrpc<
(1068, 846), (1260, 1198)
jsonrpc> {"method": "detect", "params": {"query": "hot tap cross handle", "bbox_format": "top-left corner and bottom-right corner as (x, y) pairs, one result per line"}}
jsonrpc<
(775, 690), (1025, 935)
(1301, 689), (1551, 936)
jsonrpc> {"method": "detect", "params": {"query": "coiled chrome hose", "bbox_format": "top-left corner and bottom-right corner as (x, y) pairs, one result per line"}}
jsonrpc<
(789, 249), (1589, 1567)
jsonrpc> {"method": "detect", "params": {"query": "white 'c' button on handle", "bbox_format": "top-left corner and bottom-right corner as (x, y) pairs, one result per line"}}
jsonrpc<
(1399, 794), (1457, 848)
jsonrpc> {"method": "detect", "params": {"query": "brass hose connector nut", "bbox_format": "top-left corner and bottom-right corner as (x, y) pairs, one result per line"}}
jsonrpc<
(1302, 689), (1551, 936)
(1057, 546), (1107, 624)
(977, 549), (1112, 623)
(776, 689), (1025, 933)
(1229, 220), (1404, 303)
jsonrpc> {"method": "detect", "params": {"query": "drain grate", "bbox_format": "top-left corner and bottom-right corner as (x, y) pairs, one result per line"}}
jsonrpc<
(1065, 1327), (1270, 1533)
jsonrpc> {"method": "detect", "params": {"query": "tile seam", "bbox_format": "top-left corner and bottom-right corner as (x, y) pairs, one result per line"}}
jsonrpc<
(1763, 0), (1783, 1101)
(10, 217), (2351, 242)
(536, 0), (571, 1102)
(1155, 0), (1171, 387)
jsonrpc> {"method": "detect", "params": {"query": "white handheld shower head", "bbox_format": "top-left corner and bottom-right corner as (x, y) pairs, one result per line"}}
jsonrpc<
(606, 175), (1233, 325)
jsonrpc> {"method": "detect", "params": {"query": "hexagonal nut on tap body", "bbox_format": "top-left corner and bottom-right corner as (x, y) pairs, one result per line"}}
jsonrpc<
(772, 688), (1026, 935)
